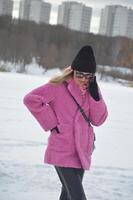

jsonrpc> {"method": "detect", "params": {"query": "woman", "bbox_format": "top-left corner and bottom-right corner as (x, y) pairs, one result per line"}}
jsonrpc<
(23, 45), (108, 200)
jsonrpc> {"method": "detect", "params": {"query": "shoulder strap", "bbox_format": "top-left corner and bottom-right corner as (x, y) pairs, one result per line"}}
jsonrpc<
(64, 81), (91, 127)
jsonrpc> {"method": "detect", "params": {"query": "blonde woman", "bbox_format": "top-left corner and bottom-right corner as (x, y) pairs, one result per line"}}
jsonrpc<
(23, 46), (108, 200)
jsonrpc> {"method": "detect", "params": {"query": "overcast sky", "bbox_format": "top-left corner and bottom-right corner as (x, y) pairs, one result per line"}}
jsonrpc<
(13, 0), (133, 33)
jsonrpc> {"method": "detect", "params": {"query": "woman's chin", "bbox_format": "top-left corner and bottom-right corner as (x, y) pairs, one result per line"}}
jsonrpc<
(82, 83), (88, 88)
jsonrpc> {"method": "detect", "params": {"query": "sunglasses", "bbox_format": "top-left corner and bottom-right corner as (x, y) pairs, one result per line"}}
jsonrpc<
(74, 71), (94, 80)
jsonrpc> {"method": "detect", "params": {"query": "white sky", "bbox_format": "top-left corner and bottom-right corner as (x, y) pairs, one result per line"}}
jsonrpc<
(13, 0), (133, 33)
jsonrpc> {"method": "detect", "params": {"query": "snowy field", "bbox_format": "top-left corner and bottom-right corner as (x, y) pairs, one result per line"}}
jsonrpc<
(0, 71), (133, 200)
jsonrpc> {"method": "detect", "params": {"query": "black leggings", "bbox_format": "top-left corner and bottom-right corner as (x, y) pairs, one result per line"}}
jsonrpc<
(55, 166), (87, 200)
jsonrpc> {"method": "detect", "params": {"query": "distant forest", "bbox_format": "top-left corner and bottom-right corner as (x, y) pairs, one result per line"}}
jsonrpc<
(0, 15), (133, 71)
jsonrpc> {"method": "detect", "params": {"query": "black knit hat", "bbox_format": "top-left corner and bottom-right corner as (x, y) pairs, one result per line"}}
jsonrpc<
(71, 45), (96, 73)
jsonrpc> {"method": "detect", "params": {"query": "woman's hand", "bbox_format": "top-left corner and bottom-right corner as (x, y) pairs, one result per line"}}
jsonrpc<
(51, 126), (60, 134)
(64, 66), (73, 73)
(89, 76), (100, 101)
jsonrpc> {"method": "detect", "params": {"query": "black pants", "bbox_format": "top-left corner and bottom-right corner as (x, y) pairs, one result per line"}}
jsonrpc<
(55, 166), (87, 200)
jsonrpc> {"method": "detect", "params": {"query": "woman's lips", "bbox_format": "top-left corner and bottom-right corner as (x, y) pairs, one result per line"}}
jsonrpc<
(80, 82), (88, 90)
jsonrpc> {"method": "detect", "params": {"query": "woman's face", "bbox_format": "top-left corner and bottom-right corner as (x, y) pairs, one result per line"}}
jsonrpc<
(73, 70), (94, 90)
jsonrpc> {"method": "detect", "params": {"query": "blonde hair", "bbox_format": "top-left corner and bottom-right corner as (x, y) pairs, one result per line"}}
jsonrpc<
(50, 68), (74, 84)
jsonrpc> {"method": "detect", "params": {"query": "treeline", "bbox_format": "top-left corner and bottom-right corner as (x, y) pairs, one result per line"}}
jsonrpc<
(0, 15), (133, 70)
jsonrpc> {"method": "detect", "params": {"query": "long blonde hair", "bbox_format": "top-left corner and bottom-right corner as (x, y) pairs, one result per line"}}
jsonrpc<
(50, 67), (74, 84)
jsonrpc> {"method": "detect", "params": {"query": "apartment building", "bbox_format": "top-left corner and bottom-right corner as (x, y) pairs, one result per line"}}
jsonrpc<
(57, 1), (92, 32)
(99, 5), (133, 39)
(19, 0), (51, 24)
(0, 0), (13, 16)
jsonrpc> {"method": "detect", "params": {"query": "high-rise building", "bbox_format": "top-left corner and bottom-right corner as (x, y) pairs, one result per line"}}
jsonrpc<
(99, 5), (117, 36)
(57, 1), (92, 32)
(19, 0), (51, 24)
(99, 5), (133, 39)
(0, 0), (13, 16)
(57, 1), (73, 27)
(126, 8), (133, 39)
(19, 0), (31, 20)
(112, 7), (133, 39)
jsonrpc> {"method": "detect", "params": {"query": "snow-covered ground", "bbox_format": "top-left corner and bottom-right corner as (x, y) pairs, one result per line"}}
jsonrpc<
(0, 71), (133, 200)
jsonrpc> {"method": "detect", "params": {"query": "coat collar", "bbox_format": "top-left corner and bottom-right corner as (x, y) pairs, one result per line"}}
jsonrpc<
(66, 79), (88, 107)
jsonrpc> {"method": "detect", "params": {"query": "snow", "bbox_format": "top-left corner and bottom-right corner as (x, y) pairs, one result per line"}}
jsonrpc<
(98, 65), (132, 75)
(0, 71), (133, 200)
(0, 59), (62, 76)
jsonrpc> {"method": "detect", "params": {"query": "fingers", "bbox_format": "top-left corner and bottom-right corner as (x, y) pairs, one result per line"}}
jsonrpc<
(64, 66), (73, 73)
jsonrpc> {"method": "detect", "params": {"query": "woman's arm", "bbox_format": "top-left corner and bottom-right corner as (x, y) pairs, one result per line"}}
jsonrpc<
(23, 83), (58, 131)
(89, 89), (108, 126)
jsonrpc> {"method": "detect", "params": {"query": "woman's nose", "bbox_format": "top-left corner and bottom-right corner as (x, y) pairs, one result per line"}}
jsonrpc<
(81, 77), (87, 81)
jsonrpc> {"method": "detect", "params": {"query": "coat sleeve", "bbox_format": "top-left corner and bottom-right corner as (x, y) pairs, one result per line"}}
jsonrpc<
(88, 88), (108, 126)
(23, 82), (58, 131)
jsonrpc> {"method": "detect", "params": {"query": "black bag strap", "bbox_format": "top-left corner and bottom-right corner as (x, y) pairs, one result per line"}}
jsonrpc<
(64, 81), (91, 127)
